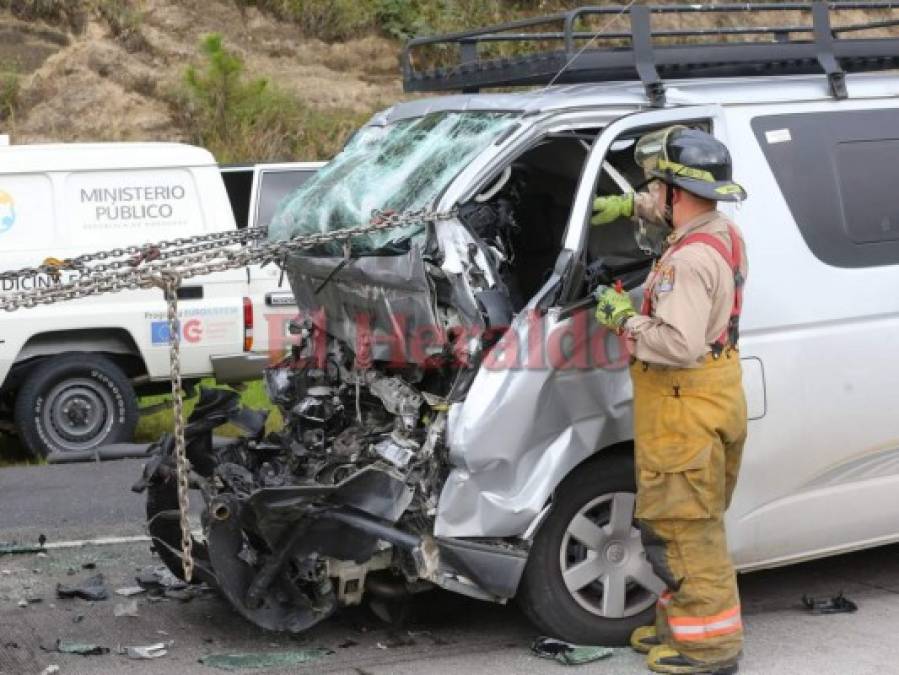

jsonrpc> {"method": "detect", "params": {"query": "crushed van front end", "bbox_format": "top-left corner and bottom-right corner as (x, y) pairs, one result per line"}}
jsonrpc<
(134, 106), (647, 636)
(135, 297), (526, 633)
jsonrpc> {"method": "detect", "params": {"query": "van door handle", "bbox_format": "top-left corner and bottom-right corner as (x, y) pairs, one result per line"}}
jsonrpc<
(176, 286), (204, 300)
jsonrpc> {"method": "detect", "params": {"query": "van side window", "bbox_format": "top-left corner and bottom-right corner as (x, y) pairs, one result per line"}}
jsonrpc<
(752, 109), (899, 268)
(256, 170), (316, 229)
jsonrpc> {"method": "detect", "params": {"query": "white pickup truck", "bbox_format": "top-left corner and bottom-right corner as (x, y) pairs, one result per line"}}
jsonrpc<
(0, 143), (318, 459)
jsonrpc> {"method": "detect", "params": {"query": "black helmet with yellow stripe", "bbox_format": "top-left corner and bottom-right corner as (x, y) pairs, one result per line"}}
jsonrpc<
(635, 126), (747, 203)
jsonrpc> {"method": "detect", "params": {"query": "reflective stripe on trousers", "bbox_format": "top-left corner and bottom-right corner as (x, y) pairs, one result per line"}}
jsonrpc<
(669, 605), (743, 642)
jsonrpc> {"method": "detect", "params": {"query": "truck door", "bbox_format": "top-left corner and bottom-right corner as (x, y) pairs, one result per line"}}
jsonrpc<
(246, 164), (322, 360)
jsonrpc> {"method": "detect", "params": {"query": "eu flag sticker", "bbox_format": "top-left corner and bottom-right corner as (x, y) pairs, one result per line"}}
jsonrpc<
(151, 321), (172, 345)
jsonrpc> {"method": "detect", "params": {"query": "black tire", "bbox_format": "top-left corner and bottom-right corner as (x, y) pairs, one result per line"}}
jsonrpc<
(517, 452), (657, 645)
(14, 353), (138, 459)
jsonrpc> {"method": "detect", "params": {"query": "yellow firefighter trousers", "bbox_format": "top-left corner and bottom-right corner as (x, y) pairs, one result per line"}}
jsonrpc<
(630, 353), (747, 665)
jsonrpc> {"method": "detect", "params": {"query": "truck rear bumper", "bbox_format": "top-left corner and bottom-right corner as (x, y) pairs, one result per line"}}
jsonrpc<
(211, 353), (271, 384)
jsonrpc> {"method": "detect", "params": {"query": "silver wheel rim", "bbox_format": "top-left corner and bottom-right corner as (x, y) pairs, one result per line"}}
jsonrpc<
(42, 378), (115, 452)
(559, 491), (666, 619)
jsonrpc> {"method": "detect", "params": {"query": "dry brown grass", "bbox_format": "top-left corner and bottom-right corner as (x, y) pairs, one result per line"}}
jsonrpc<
(3, 0), (896, 160)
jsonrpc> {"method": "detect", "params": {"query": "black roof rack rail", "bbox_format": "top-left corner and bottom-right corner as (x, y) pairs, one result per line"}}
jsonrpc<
(402, 2), (899, 105)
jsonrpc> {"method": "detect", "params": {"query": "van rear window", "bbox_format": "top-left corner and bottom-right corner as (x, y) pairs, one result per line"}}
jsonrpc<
(752, 109), (899, 268)
(256, 169), (316, 229)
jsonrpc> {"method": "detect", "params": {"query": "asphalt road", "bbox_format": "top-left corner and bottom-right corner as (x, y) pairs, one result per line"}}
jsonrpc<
(1, 460), (897, 674)
(0, 459), (150, 544)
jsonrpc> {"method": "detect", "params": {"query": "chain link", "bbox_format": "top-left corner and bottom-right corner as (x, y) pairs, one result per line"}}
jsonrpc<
(0, 209), (455, 313)
(150, 272), (194, 582)
(0, 207), (456, 580)
(0, 227), (269, 282)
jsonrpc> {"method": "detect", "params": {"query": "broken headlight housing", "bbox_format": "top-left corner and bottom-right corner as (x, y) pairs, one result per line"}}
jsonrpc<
(263, 363), (293, 405)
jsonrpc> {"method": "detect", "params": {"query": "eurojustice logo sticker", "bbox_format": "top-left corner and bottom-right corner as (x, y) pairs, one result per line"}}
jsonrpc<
(0, 191), (15, 234)
(151, 319), (204, 345)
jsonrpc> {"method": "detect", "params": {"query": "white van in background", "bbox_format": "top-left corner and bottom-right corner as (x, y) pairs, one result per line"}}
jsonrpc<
(0, 143), (304, 459)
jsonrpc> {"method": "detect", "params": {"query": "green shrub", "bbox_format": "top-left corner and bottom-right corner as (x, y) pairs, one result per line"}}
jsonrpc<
(176, 33), (367, 163)
(374, 0), (425, 40)
(0, 70), (18, 123)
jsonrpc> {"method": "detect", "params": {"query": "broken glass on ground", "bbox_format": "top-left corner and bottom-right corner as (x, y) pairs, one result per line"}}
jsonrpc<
(119, 642), (169, 659)
(268, 111), (520, 254)
(531, 636), (615, 666)
(42, 640), (109, 656)
(56, 573), (108, 601)
(198, 649), (334, 670)
(0, 542), (45, 556)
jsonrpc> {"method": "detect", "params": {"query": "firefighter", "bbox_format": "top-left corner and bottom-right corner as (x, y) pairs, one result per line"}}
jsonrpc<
(592, 126), (748, 675)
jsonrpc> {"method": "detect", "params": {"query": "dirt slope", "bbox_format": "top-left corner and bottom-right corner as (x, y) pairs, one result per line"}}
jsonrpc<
(3, 0), (403, 145)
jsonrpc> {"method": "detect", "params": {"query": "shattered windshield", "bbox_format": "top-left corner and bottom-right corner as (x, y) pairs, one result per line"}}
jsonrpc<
(267, 111), (520, 254)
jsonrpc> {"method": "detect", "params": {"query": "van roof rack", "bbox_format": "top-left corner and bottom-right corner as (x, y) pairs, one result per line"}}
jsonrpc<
(402, 1), (899, 106)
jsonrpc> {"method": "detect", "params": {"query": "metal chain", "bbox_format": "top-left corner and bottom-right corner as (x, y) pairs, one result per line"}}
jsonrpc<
(0, 208), (456, 313)
(0, 226), (269, 282)
(0, 207), (455, 580)
(151, 271), (194, 582)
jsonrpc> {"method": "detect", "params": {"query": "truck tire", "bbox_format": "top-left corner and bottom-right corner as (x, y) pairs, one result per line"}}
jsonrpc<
(517, 453), (664, 645)
(14, 353), (138, 459)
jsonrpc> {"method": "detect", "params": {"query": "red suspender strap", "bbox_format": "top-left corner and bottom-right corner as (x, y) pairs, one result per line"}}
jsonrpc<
(726, 224), (744, 316)
(642, 226), (744, 346)
(640, 267), (658, 315)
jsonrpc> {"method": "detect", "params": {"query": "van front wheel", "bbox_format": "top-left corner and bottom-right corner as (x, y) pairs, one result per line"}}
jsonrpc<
(14, 354), (138, 459)
(517, 454), (665, 645)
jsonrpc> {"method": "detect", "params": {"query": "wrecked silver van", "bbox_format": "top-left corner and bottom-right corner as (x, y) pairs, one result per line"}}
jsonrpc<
(135, 97), (670, 644)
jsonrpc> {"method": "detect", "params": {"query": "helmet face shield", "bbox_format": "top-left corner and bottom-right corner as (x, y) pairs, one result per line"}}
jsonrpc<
(633, 125), (747, 203)
(634, 126), (683, 174)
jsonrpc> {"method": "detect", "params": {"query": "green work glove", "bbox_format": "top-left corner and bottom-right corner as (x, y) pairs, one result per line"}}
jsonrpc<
(594, 285), (636, 331)
(591, 193), (634, 226)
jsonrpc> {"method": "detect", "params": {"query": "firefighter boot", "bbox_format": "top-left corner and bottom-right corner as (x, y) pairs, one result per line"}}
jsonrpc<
(647, 645), (739, 674)
(631, 626), (662, 654)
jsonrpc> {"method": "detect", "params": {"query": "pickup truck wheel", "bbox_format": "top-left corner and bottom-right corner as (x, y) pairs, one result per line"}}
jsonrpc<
(517, 455), (665, 645)
(14, 354), (138, 459)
